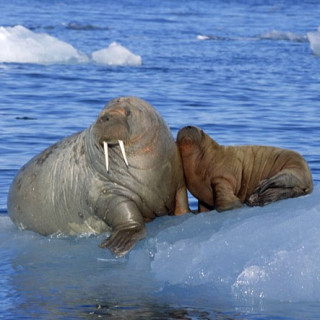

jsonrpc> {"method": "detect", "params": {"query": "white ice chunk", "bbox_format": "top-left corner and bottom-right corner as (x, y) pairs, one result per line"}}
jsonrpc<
(0, 25), (88, 64)
(307, 26), (320, 55)
(91, 42), (142, 66)
(197, 35), (210, 40)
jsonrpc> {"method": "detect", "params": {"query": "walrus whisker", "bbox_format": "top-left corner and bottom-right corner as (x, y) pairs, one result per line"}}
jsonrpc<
(119, 140), (129, 168)
(103, 141), (109, 172)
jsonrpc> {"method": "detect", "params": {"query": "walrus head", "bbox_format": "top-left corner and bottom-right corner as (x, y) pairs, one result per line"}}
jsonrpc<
(177, 126), (220, 162)
(92, 96), (161, 171)
(177, 126), (205, 153)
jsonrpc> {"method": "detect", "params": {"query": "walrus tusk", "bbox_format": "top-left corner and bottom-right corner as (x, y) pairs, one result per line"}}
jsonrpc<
(103, 140), (128, 171)
(118, 140), (129, 168)
(103, 141), (109, 172)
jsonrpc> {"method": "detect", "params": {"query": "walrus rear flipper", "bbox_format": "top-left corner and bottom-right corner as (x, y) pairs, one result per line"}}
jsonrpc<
(99, 199), (146, 257)
(247, 187), (307, 207)
(247, 168), (313, 207)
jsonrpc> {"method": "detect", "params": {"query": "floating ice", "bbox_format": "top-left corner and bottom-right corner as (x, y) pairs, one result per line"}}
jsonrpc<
(197, 35), (211, 41)
(196, 34), (229, 41)
(145, 185), (320, 303)
(307, 27), (320, 55)
(91, 42), (142, 66)
(0, 25), (142, 66)
(197, 30), (308, 43)
(1, 185), (320, 314)
(63, 22), (109, 31)
(260, 29), (308, 42)
(0, 25), (88, 64)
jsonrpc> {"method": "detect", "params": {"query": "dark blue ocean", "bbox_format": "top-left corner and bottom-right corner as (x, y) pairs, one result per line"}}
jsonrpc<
(1, 1), (320, 319)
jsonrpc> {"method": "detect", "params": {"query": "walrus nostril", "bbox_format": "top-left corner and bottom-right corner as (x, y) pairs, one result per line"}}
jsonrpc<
(101, 115), (110, 122)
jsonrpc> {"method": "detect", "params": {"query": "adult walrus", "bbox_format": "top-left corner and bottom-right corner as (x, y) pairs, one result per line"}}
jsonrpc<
(7, 97), (190, 257)
(177, 126), (313, 212)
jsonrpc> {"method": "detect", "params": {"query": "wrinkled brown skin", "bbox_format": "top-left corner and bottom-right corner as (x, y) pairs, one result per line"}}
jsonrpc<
(177, 126), (313, 213)
(8, 97), (189, 257)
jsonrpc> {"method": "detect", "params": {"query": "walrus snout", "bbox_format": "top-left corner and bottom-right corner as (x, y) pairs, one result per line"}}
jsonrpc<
(92, 110), (130, 172)
(94, 109), (130, 145)
(177, 126), (203, 145)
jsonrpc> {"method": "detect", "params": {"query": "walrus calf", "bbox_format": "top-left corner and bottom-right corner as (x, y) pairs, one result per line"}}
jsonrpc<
(7, 97), (190, 257)
(177, 126), (313, 212)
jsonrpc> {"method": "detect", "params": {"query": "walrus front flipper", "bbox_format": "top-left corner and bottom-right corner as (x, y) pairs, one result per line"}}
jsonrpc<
(212, 179), (243, 212)
(99, 199), (146, 257)
(173, 185), (191, 215)
(99, 225), (146, 257)
(247, 169), (313, 207)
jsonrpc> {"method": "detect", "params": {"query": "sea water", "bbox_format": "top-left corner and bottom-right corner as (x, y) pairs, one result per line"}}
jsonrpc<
(1, 0), (320, 319)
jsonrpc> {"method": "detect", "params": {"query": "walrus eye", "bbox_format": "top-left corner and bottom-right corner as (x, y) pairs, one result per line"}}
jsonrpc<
(125, 109), (131, 117)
